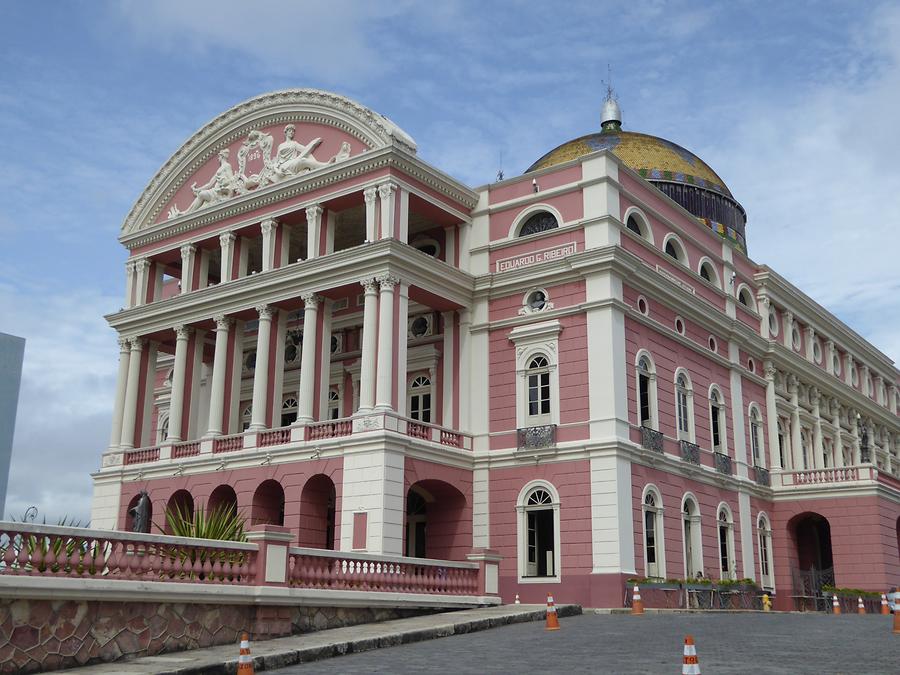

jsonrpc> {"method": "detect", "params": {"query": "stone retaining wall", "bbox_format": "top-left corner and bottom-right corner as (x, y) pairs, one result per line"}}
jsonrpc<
(0, 598), (435, 673)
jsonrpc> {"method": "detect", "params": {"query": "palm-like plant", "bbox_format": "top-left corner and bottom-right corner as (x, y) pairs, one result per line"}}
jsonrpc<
(158, 503), (247, 581)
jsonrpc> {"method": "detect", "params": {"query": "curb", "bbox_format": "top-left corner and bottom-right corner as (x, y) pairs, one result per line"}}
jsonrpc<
(156, 605), (582, 674)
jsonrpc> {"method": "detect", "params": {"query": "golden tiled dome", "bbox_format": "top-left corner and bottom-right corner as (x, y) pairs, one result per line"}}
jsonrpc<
(526, 130), (734, 198)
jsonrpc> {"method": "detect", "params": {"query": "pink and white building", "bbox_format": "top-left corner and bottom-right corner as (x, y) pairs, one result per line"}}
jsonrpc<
(91, 89), (900, 609)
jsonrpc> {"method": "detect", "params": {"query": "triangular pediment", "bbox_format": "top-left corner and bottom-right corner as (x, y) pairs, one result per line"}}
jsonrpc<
(122, 89), (416, 235)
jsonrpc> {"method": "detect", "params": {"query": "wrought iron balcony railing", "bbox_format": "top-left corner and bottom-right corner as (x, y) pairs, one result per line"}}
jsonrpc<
(517, 424), (557, 450)
(679, 440), (700, 465)
(754, 465), (771, 487)
(640, 426), (664, 453)
(714, 452), (733, 475)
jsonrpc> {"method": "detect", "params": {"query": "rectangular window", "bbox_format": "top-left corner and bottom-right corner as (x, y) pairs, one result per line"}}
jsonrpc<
(644, 511), (656, 564)
(760, 534), (770, 577)
(639, 374), (651, 425)
(751, 423), (760, 464)
(528, 372), (550, 418)
(677, 390), (689, 434)
(719, 526), (730, 573)
(711, 405), (721, 449)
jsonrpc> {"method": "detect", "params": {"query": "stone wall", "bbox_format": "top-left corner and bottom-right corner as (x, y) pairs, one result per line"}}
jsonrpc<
(0, 598), (435, 673)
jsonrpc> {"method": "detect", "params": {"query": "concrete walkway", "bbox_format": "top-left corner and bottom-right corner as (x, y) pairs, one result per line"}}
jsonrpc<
(57, 604), (582, 674)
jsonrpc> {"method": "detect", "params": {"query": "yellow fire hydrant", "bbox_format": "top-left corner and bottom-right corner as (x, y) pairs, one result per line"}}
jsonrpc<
(762, 593), (772, 612)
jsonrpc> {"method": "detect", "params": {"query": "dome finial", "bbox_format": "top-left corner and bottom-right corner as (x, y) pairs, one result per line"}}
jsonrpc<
(601, 66), (622, 132)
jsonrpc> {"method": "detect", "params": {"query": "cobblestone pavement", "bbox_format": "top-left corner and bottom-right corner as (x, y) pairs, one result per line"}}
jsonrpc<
(273, 612), (898, 674)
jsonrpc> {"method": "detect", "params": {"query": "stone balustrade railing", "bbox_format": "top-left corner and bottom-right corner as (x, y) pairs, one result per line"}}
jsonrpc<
(0, 522), (257, 585)
(288, 547), (481, 596)
(778, 465), (872, 486)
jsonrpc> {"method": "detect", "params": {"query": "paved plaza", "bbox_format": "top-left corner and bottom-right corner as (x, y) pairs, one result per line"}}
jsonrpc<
(273, 612), (898, 675)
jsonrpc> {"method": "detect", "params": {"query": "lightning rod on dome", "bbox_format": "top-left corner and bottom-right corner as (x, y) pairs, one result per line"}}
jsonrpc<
(601, 64), (622, 132)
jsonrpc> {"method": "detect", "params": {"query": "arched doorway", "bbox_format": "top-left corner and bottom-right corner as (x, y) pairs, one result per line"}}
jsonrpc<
(299, 474), (336, 549)
(164, 490), (194, 534)
(208, 484), (238, 517)
(404, 480), (468, 560)
(251, 479), (285, 526)
(788, 512), (834, 606)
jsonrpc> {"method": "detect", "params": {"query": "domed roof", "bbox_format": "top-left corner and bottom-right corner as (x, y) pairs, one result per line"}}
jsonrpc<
(526, 130), (734, 198)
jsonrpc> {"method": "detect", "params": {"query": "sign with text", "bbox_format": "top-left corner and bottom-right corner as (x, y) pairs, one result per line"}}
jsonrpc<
(496, 242), (577, 273)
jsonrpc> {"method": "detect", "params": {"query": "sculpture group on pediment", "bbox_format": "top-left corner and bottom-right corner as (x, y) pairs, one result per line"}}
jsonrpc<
(168, 125), (354, 219)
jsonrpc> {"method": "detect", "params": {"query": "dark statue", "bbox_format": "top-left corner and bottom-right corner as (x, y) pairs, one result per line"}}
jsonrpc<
(128, 490), (151, 533)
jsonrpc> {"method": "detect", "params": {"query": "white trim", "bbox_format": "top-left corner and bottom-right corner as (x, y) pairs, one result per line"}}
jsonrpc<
(681, 493), (703, 580)
(697, 256), (721, 289)
(756, 511), (775, 590)
(622, 206), (654, 245)
(510, 321), (562, 429)
(661, 232), (689, 267)
(634, 350), (659, 430)
(748, 402), (766, 468)
(716, 502), (737, 581)
(640, 484), (666, 579)
(674, 368), (696, 443)
(736, 283), (756, 311)
(508, 203), (565, 239)
(708, 384), (728, 456)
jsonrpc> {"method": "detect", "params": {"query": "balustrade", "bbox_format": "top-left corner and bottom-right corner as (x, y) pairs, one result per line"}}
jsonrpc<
(213, 434), (244, 454)
(306, 419), (353, 440)
(123, 447), (160, 465)
(171, 441), (200, 459)
(258, 427), (291, 448)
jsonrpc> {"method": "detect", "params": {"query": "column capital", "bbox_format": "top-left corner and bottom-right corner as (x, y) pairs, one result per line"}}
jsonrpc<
(783, 310), (793, 324)
(301, 292), (324, 308)
(363, 186), (378, 204)
(180, 243), (197, 258)
(124, 260), (135, 274)
(256, 304), (274, 320)
(133, 257), (152, 272)
(377, 182), (397, 199)
(787, 374), (799, 393)
(825, 339), (834, 349)
(219, 231), (237, 247)
(213, 315), (234, 331)
(809, 387), (821, 407)
(174, 324), (192, 341)
(117, 336), (131, 353)
(757, 294), (770, 308)
(305, 205), (324, 220)
(360, 277), (378, 294)
(128, 337), (146, 352)
(261, 218), (279, 235)
(830, 398), (842, 414)
(763, 360), (776, 380)
(375, 273), (399, 291)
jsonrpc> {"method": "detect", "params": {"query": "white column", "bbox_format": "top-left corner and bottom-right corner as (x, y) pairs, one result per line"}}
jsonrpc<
(444, 226), (456, 266)
(890, 386), (898, 415)
(442, 311), (455, 426)
(261, 218), (278, 272)
(124, 261), (135, 309)
(832, 401), (844, 468)
(358, 279), (378, 412)
(167, 325), (191, 442)
(108, 337), (131, 450)
(180, 244), (196, 294)
(375, 274), (397, 410)
(378, 183), (397, 239)
(120, 338), (144, 449)
(458, 221), (471, 272)
(297, 293), (322, 424)
(811, 389), (823, 469)
(205, 316), (232, 437)
(364, 187), (378, 242)
(395, 283), (409, 416)
(133, 259), (151, 306)
(875, 375), (885, 405)
(249, 305), (274, 431)
(782, 311), (793, 350)
(763, 361), (780, 469)
(306, 206), (323, 260)
(789, 377), (802, 470)
(458, 309), (472, 431)
(219, 232), (236, 282)
(825, 340), (835, 376)
(398, 188), (409, 244)
(851, 411), (861, 465)
(861, 365), (870, 396)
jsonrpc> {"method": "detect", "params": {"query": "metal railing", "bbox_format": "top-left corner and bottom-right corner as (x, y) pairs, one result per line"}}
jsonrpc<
(714, 452), (733, 475)
(640, 426), (664, 453)
(517, 424), (557, 450)
(754, 466), (770, 487)
(680, 440), (700, 465)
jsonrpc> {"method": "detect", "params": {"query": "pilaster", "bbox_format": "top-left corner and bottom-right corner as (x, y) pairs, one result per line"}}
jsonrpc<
(305, 206), (323, 260)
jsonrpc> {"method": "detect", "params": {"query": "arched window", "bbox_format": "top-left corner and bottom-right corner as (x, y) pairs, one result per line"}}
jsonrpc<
(518, 211), (559, 237)
(626, 214), (643, 236)
(241, 404), (252, 432)
(675, 371), (694, 441)
(642, 487), (666, 579)
(717, 506), (736, 580)
(757, 513), (774, 589)
(516, 483), (561, 579)
(737, 286), (755, 310)
(527, 356), (552, 424)
(800, 429), (811, 470)
(281, 397), (298, 427)
(682, 495), (703, 579)
(709, 387), (727, 454)
(409, 375), (432, 423)
(327, 389), (341, 420)
(749, 405), (764, 467)
(636, 353), (658, 430)
(158, 412), (170, 444)
(662, 234), (688, 266)
(698, 260), (720, 288)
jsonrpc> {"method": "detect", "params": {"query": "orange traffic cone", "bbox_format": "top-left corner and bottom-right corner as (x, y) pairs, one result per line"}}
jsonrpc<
(894, 609), (900, 635)
(514, 594), (520, 605)
(545, 594), (560, 631)
(631, 584), (644, 615)
(237, 632), (254, 674)
(832, 594), (841, 615)
(881, 594), (889, 615)
(682, 635), (701, 674)
(857, 597), (866, 615)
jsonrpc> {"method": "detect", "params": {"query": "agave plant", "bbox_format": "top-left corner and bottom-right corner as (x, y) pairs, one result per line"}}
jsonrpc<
(158, 503), (247, 582)
(0, 511), (96, 575)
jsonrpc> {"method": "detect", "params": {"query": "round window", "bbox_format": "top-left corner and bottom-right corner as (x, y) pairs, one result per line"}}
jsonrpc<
(675, 317), (686, 336)
(410, 316), (429, 338)
(637, 297), (649, 315)
(792, 327), (801, 351)
(527, 290), (547, 311)
(747, 358), (755, 373)
(285, 344), (298, 362)
(768, 312), (778, 337)
(708, 336), (717, 352)
(813, 340), (822, 363)
(833, 353), (841, 375)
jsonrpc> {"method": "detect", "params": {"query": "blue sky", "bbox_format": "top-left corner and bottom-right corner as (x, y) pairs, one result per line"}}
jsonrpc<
(1, 1), (899, 522)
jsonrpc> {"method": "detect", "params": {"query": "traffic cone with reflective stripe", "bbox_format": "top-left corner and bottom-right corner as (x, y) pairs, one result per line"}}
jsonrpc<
(237, 632), (254, 674)
(514, 594), (520, 605)
(858, 597), (866, 615)
(631, 584), (644, 615)
(893, 609), (900, 635)
(682, 635), (700, 674)
(545, 594), (560, 631)
(832, 594), (841, 615)
(881, 594), (889, 615)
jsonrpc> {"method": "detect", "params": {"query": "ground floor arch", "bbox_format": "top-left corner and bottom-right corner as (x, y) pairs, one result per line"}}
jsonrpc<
(251, 479), (285, 526)
(207, 484), (239, 516)
(404, 479), (467, 560)
(164, 489), (194, 534)
(788, 511), (834, 603)
(298, 474), (336, 549)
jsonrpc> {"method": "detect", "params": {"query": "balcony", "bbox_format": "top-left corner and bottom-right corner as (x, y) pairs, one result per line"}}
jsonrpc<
(109, 412), (472, 469)
(753, 465), (770, 487)
(640, 426), (664, 454)
(679, 440), (700, 466)
(714, 452), (733, 476)
(517, 424), (557, 451)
